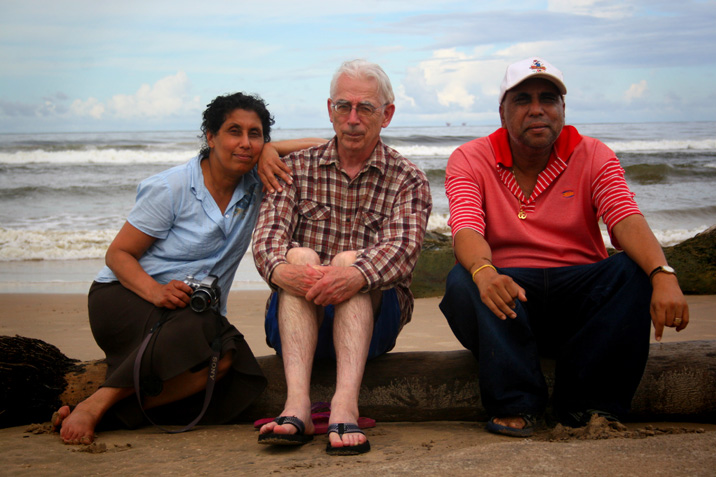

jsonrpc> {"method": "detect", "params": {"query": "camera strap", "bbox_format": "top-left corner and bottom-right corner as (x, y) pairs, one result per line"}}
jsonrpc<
(132, 310), (221, 433)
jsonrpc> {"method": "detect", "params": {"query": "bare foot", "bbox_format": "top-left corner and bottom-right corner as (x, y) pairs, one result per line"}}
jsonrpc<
(54, 402), (99, 445)
(327, 400), (366, 449)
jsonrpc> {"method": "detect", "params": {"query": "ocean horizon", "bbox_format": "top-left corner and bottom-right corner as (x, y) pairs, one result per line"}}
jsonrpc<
(1, 121), (714, 293)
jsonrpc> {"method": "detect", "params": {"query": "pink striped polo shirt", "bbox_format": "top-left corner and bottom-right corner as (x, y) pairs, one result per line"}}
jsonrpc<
(445, 126), (641, 268)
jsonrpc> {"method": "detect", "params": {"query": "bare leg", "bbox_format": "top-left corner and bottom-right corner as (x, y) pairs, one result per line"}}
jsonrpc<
(54, 351), (234, 444)
(144, 350), (234, 409)
(327, 251), (379, 449)
(259, 247), (319, 437)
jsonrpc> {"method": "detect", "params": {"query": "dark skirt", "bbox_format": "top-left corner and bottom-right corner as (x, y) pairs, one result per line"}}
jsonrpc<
(88, 281), (267, 429)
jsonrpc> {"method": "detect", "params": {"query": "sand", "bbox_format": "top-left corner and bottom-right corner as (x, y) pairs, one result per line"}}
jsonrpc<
(1, 291), (715, 476)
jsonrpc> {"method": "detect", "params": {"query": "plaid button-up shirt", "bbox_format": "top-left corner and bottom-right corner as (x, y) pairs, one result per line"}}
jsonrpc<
(252, 137), (432, 328)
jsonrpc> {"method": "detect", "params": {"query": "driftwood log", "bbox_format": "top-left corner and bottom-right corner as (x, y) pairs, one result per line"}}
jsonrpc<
(2, 335), (714, 428)
(242, 341), (716, 423)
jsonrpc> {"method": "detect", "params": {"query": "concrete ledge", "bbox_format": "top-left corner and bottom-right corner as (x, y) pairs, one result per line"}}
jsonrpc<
(241, 340), (716, 423)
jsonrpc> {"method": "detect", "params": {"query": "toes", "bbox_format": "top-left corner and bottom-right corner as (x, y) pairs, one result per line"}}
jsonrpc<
(51, 412), (62, 430)
(51, 406), (71, 429)
(62, 434), (94, 445)
(494, 416), (525, 429)
(328, 429), (366, 448)
(344, 433), (365, 446)
(259, 421), (295, 436)
(259, 422), (276, 434)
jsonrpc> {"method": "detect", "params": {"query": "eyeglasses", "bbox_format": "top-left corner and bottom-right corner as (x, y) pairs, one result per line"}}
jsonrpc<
(330, 100), (388, 118)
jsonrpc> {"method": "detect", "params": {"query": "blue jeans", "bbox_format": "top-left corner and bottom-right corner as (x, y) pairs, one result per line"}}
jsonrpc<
(439, 253), (652, 418)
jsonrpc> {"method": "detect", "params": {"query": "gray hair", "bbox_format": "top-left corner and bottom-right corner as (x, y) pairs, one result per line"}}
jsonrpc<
(330, 59), (395, 105)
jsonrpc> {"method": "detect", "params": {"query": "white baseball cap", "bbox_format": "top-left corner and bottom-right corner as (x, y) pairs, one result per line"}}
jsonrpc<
(499, 57), (567, 104)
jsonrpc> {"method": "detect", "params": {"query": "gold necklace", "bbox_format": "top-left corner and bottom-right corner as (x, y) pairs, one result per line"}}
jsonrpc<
(511, 168), (527, 220)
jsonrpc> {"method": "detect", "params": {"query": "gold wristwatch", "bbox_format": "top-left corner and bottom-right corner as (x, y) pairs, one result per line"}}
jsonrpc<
(649, 265), (676, 282)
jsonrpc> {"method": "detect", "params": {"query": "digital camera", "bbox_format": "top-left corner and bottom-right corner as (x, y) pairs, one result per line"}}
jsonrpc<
(183, 275), (221, 313)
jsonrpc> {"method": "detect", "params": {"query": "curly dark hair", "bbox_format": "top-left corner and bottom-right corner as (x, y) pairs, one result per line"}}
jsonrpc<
(199, 92), (275, 159)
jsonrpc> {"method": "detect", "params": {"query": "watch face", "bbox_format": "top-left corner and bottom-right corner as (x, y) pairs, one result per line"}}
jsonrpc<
(650, 265), (677, 281)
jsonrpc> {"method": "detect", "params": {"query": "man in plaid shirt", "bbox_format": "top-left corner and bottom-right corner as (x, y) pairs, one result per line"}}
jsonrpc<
(252, 59), (431, 455)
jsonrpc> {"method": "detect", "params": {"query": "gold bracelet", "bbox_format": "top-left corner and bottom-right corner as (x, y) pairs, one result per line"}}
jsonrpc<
(472, 264), (496, 280)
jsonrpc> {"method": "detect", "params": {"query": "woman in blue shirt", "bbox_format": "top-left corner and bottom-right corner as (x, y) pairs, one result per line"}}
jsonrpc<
(53, 92), (323, 444)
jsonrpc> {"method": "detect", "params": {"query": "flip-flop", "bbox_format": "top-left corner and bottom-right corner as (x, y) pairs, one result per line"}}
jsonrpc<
(311, 412), (376, 434)
(486, 415), (535, 438)
(253, 402), (331, 430)
(254, 401), (376, 435)
(325, 423), (371, 456)
(257, 416), (313, 446)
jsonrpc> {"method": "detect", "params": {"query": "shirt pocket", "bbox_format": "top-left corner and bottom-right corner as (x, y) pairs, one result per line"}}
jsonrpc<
(362, 210), (387, 231)
(298, 200), (331, 221)
(359, 210), (388, 244)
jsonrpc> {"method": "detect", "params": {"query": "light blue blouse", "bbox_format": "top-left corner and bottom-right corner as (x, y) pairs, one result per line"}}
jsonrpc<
(95, 155), (262, 314)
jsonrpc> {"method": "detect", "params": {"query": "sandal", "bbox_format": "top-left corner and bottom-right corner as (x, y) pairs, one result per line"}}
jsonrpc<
(257, 416), (313, 446)
(486, 414), (535, 438)
(325, 423), (371, 455)
(559, 409), (620, 428)
(254, 402), (376, 435)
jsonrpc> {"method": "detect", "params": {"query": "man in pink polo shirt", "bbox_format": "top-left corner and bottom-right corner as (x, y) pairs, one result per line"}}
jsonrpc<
(440, 57), (689, 437)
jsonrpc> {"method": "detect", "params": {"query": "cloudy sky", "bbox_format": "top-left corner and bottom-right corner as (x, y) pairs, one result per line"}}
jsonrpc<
(1, 0), (715, 133)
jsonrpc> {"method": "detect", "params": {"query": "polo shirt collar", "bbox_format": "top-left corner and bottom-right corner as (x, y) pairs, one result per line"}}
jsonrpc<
(489, 125), (583, 168)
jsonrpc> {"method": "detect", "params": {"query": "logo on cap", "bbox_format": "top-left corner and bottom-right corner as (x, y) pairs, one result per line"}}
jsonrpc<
(529, 59), (546, 73)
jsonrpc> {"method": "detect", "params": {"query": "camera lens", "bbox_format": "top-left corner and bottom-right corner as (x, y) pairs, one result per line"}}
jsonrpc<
(190, 290), (211, 312)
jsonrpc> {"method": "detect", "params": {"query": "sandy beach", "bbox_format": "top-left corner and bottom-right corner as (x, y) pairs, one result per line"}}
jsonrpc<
(2, 291), (715, 476)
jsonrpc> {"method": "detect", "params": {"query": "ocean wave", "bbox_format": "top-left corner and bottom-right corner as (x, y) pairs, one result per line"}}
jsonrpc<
(0, 145), (460, 165)
(2, 139), (714, 166)
(624, 162), (716, 184)
(649, 204), (716, 220)
(0, 148), (195, 165)
(607, 138), (716, 153)
(427, 213), (450, 234)
(424, 168), (448, 181)
(387, 144), (461, 158)
(384, 134), (477, 145)
(0, 228), (117, 261)
(0, 184), (135, 201)
(601, 225), (710, 248)
(0, 218), (451, 261)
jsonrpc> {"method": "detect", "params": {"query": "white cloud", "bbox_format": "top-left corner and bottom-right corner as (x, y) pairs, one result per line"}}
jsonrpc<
(0, 72), (202, 129)
(624, 80), (648, 102)
(400, 48), (504, 112)
(106, 72), (200, 119)
(548, 0), (635, 19)
(70, 97), (105, 119)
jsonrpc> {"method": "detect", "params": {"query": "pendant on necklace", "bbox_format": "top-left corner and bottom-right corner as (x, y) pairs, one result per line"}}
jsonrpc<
(517, 198), (527, 220)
